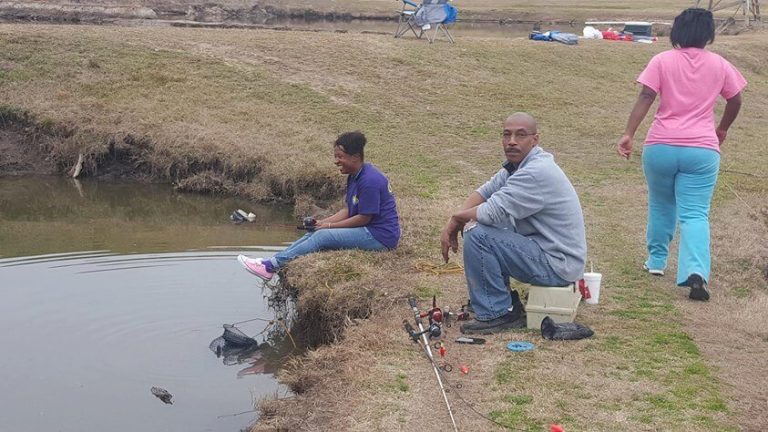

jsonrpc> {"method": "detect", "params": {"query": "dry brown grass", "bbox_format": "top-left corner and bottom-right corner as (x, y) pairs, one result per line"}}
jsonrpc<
(2, 23), (767, 431)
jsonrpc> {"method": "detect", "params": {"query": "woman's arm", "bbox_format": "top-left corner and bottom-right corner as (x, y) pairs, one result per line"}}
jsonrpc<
(317, 208), (348, 226)
(716, 92), (743, 145)
(318, 214), (372, 230)
(617, 85), (657, 159)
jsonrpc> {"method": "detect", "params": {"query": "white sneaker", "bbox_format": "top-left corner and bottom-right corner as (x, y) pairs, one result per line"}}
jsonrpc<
(237, 255), (262, 267)
(642, 263), (664, 276)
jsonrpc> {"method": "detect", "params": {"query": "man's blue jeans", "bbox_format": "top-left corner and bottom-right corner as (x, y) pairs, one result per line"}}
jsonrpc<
(462, 223), (570, 321)
(642, 144), (720, 286)
(269, 227), (386, 269)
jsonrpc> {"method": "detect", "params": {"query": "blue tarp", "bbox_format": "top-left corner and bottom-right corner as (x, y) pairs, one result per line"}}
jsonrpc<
(414, 1), (458, 26)
(529, 30), (578, 45)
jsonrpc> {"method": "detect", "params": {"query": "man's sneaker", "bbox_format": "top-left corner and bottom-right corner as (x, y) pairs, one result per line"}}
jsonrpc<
(237, 255), (273, 281)
(643, 263), (665, 276)
(460, 309), (526, 335)
(686, 273), (710, 301)
(464, 291), (524, 316)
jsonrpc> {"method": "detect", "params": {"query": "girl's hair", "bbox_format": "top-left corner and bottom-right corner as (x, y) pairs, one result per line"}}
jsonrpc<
(335, 131), (366, 159)
(670, 8), (715, 49)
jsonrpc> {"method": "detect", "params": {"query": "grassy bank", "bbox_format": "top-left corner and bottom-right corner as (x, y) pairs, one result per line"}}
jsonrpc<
(1, 23), (766, 431)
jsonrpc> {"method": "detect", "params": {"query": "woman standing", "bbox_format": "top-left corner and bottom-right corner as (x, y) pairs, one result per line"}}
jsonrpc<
(238, 131), (400, 281)
(617, 8), (746, 301)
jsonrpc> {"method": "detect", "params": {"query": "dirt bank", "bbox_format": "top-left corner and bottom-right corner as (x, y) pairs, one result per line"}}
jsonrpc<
(0, 128), (56, 175)
(0, 107), (343, 201)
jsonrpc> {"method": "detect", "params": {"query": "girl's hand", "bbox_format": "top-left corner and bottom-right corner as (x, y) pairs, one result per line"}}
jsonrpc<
(617, 134), (634, 159)
(716, 127), (727, 145)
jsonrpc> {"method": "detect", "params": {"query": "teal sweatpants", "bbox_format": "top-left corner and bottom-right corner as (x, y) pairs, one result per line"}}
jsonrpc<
(641, 144), (720, 286)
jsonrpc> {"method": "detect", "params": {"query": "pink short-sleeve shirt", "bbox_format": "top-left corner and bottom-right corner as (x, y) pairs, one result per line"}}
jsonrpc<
(637, 47), (747, 151)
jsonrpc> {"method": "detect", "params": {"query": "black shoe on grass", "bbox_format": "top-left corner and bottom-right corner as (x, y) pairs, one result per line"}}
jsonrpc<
(687, 273), (710, 301)
(460, 308), (526, 335)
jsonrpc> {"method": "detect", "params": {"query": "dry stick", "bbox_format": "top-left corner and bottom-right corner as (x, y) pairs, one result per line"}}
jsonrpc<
(71, 153), (84, 178)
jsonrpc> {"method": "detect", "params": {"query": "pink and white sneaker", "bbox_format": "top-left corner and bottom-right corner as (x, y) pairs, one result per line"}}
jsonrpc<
(237, 255), (273, 280)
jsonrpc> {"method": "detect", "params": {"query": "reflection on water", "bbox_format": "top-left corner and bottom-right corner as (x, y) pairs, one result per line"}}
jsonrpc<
(0, 176), (298, 258)
(0, 177), (305, 432)
(0, 250), (294, 432)
(264, 17), (558, 38)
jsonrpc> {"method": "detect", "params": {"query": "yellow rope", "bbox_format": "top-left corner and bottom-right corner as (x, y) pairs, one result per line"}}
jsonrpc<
(413, 260), (464, 275)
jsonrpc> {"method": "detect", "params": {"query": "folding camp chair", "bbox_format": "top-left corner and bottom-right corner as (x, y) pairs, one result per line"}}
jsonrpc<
(394, 0), (457, 44)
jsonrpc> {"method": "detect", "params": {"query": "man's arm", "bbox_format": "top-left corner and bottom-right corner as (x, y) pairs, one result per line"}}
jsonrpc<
(459, 191), (485, 210)
(440, 192), (485, 262)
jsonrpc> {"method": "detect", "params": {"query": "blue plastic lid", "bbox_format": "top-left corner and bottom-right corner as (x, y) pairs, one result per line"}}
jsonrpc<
(506, 341), (535, 352)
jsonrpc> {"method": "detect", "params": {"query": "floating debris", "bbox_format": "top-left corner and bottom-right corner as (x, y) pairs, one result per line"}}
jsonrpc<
(151, 386), (173, 405)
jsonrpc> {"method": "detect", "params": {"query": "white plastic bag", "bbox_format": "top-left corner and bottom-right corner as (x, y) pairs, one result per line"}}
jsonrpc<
(582, 25), (603, 39)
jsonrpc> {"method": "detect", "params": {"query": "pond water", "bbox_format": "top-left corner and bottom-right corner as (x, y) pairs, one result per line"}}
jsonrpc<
(264, 17), (578, 38)
(0, 176), (302, 432)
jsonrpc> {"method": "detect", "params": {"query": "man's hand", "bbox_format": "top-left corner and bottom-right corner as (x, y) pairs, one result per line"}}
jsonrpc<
(617, 134), (633, 159)
(440, 217), (462, 263)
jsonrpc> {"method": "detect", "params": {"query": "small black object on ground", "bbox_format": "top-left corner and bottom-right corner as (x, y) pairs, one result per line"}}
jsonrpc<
(540, 316), (594, 340)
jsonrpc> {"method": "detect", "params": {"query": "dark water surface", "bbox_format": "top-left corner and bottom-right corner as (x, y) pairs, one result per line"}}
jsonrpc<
(0, 176), (301, 432)
(265, 17), (567, 38)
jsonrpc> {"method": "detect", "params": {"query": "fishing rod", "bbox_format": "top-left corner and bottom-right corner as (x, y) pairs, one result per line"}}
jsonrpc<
(404, 296), (459, 432)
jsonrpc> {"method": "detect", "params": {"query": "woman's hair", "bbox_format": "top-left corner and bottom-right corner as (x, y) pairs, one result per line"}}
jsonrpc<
(670, 8), (715, 49)
(335, 131), (366, 159)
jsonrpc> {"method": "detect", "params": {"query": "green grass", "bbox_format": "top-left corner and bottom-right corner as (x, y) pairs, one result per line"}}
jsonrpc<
(413, 284), (443, 299)
(490, 393), (542, 431)
(385, 372), (410, 393)
(1, 23), (766, 431)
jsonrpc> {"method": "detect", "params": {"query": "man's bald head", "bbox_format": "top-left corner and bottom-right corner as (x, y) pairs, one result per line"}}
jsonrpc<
(505, 112), (537, 133)
(501, 112), (539, 165)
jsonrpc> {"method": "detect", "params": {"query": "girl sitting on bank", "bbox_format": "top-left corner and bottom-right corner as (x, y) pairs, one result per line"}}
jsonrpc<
(238, 131), (400, 281)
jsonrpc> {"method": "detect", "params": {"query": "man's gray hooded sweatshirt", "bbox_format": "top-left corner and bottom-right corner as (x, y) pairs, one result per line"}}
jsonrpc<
(475, 146), (587, 283)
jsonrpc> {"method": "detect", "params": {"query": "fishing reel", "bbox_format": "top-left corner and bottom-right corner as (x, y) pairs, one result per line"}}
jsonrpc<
(403, 320), (442, 341)
(418, 296), (468, 329)
(297, 217), (317, 231)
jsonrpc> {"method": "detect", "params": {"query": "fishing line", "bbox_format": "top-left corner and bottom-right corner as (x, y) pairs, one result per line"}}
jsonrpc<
(232, 317), (276, 325)
(217, 409), (257, 418)
(430, 361), (531, 432)
(227, 317), (297, 349)
(721, 179), (757, 214)
(720, 168), (768, 179)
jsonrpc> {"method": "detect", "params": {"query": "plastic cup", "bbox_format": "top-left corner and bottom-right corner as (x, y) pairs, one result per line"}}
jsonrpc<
(583, 272), (602, 305)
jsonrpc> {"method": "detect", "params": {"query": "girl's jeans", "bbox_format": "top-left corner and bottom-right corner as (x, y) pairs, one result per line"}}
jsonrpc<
(642, 144), (720, 286)
(269, 227), (386, 269)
